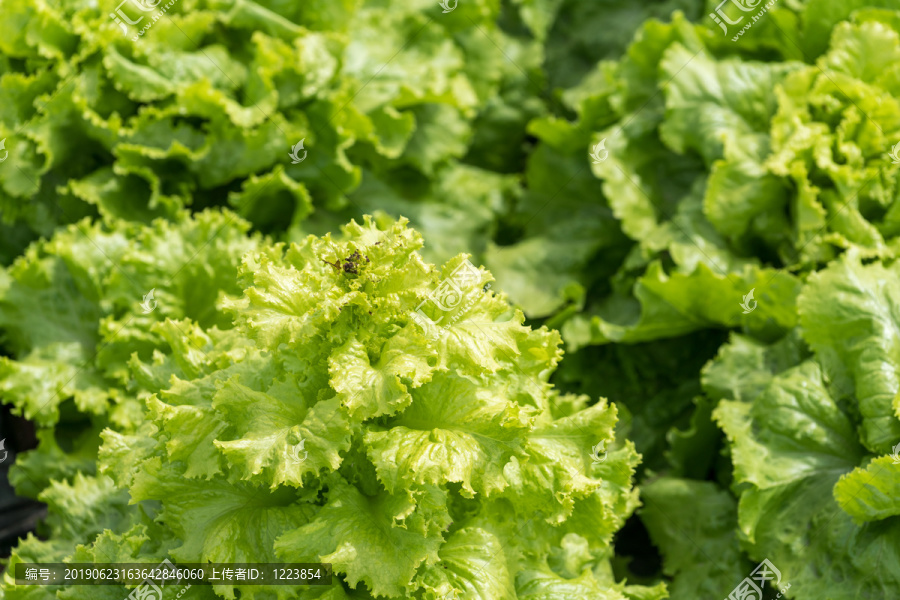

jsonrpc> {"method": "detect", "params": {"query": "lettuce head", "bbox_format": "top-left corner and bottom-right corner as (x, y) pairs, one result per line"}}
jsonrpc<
(1, 216), (663, 600)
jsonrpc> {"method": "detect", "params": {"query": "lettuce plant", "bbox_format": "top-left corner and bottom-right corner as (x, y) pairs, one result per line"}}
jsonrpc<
(1, 217), (663, 600)
(487, 5), (900, 340)
(472, 4), (900, 598)
(516, 9), (900, 600)
(698, 251), (900, 599)
(0, 0), (540, 269)
(0, 209), (260, 498)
